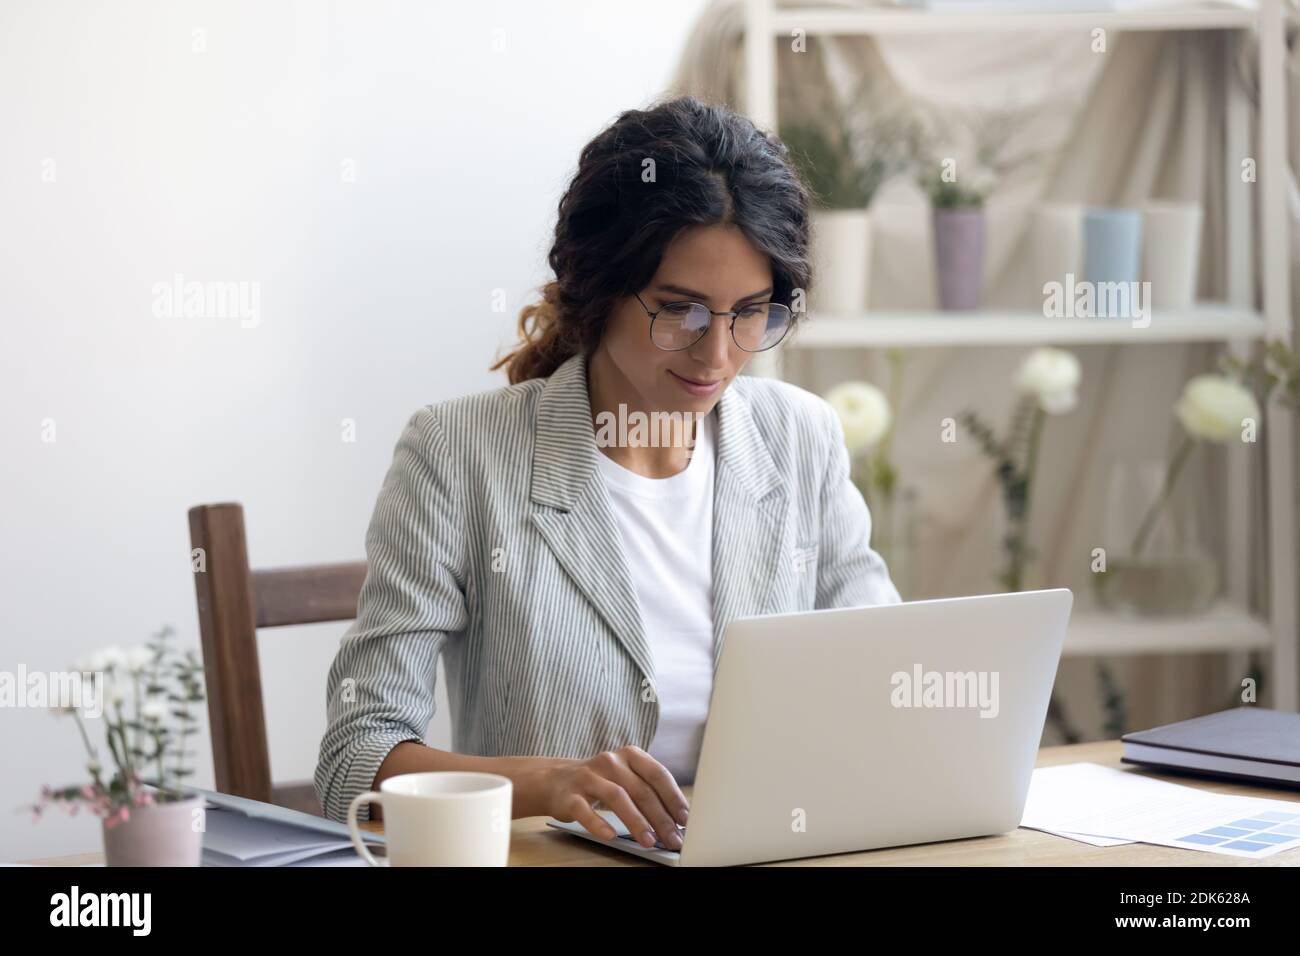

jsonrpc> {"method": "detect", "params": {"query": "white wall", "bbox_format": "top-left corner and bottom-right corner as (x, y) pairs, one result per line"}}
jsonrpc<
(0, 0), (711, 861)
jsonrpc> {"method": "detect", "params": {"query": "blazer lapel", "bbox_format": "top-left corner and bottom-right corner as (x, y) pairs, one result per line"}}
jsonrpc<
(710, 381), (788, 668)
(528, 355), (656, 689)
(528, 356), (788, 684)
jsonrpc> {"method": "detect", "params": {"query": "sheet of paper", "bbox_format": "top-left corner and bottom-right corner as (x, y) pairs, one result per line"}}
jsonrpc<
(1022, 762), (1300, 859)
(1041, 829), (1134, 847)
(1021, 764), (1136, 845)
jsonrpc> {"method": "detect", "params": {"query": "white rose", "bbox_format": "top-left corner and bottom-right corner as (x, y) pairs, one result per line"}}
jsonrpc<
(125, 646), (153, 675)
(90, 646), (126, 672)
(825, 381), (892, 455)
(1017, 347), (1081, 414)
(1175, 374), (1260, 443)
(141, 697), (168, 723)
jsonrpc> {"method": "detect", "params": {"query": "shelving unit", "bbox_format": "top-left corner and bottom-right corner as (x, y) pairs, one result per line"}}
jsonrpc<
(1066, 602), (1273, 657)
(743, 0), (1297, 708)
(767, 6), (1259, 33)
(788, 305), (1268, 348)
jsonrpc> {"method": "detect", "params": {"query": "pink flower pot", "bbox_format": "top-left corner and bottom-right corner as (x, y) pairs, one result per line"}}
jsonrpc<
(102, 794), (204, 866)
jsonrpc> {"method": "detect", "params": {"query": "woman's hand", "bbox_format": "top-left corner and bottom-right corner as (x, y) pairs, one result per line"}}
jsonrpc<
(525, 745), (690, 850)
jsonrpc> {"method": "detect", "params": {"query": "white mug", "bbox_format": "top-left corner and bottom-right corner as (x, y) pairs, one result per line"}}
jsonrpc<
(347, 771), (513, 867)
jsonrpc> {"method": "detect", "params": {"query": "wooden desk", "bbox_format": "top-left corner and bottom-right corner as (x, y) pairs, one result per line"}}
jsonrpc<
(24, 741), (1300, 866)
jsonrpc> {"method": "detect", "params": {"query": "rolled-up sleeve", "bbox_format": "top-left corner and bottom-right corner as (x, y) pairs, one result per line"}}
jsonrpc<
(314, 405), (469, 822)
(814, 401), (902, 610)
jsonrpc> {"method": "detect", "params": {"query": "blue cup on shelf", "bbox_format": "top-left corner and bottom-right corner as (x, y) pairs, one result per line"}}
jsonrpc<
(1083, 207), (1142, 319)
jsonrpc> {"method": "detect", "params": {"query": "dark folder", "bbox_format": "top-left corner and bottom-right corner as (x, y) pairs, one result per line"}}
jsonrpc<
(1121, 707), (1300, 789)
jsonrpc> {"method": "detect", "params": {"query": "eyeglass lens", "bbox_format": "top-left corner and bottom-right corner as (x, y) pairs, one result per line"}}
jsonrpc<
(651, 302), (791, 352)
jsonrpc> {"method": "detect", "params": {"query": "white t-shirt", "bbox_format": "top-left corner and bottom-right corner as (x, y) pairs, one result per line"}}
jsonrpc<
(595, 410), (716, 785)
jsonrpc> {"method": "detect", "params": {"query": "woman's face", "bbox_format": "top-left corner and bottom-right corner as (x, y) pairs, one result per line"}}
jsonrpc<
(592, 223), (774, 417)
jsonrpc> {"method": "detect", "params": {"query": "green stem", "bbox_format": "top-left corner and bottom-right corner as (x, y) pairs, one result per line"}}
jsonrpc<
(878, 348), (905, 465)
(152, 642), (169, 794)
(156, 725), (167, 796)
(132, 673), (143, 783)
(71, 709), (106, 794)
(111, 699), (136, 790)
(71, 708), (98, 765)
(1008, 406), (1046, 591)
(1023, 406), (1045, 515)
(103, 713), (124, 774)
(1129, 436), (1195, 559)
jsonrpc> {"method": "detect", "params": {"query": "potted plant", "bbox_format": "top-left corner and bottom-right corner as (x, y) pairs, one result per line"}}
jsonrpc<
(31, 626), (207, 866)
(781, 79), (910, 314)
(906, 102), (1053, 310)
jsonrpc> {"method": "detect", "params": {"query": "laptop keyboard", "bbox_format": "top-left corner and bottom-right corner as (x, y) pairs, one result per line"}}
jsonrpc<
(617, 825), (686, 851)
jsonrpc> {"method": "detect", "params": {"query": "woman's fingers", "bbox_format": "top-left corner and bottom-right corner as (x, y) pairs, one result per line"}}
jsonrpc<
(562, 792), (618, 842)
(584, 773), (659, 848)
(601, 753), (684, 849)
(551, 747), (691, 850)
(621, 746), (690, 827)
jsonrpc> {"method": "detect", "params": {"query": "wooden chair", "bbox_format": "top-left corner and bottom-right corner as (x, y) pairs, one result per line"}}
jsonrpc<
(188, 502), (367, 816)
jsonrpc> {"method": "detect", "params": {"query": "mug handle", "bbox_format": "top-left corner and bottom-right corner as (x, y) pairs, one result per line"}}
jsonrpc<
(347, 792), (389, 867)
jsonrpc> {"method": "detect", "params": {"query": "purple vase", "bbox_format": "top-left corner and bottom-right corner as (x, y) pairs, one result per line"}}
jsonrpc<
(933, 206), (986, 311)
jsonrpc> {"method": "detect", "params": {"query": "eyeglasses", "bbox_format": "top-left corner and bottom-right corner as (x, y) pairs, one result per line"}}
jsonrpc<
(633, 292), (794, 353)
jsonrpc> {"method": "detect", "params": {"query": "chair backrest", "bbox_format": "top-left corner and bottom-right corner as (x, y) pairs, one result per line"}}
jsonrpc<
(188, 502), (366, 816)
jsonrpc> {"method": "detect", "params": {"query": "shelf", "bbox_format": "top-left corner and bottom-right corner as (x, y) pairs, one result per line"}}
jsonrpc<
(1063, 602), (1272, 656)
(768, 5), (1258, 36)
(787, 304), (1267, 348)
(747, 0), (1296, 708)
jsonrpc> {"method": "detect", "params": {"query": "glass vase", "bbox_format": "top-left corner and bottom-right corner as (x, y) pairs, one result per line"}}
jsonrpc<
(1092, 459), (1220, 616)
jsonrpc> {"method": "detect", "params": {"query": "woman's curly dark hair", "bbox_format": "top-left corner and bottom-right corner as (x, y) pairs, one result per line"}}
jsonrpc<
(492, 95), (814, 383)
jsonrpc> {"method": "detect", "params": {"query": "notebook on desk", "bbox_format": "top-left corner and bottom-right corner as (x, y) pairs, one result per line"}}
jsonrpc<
(191, 787), (384, 867)
(1121, 707), (1300, 789)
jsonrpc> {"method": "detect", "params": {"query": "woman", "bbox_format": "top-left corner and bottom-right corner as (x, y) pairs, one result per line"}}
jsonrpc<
(315, 96), (899, 851)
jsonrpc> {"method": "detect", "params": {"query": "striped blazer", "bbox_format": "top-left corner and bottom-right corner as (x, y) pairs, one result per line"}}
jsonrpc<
(315, 353), (900, 822)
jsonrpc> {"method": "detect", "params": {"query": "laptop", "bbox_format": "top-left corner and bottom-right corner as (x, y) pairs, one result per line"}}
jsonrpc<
(546, 588), (1072, 866)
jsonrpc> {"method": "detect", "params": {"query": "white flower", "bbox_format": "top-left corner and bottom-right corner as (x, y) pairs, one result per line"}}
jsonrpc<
(141, 697), (168, 723)
(88, 646), (126, 673)
(964, 164), (998, 198)
(1017, 347), (1081, 414)
(125, 646), (153, 675)
(825, 381), (892, 454)
(1176, 374), (1260, 443)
